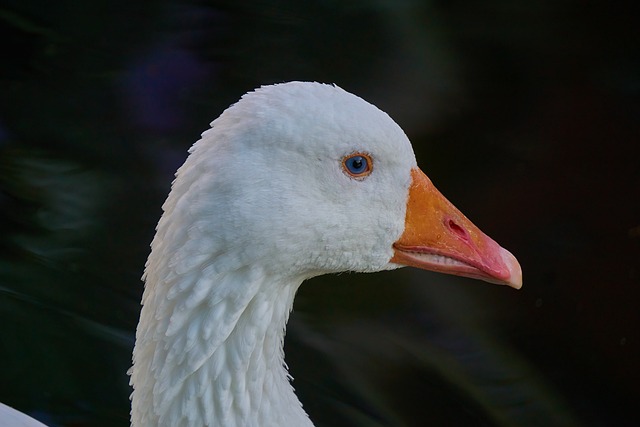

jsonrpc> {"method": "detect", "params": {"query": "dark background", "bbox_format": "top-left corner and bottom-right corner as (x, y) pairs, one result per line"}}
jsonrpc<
(1, 1), (638, 426)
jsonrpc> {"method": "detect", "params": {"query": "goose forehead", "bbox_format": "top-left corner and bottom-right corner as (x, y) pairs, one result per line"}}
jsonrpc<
(231, 82), (415, 161)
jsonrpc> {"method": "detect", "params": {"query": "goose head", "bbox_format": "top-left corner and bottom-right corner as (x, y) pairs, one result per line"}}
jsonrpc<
(170, 81), (521, 287)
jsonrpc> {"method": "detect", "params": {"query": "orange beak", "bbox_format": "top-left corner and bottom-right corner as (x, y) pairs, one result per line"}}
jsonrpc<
(391, 168), (522, 289)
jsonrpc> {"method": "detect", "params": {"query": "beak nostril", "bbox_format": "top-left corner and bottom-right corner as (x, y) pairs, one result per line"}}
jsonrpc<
(448, 219), (469, 241)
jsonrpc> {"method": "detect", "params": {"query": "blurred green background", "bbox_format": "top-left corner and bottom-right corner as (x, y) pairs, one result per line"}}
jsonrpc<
(1, 1), (638, 426)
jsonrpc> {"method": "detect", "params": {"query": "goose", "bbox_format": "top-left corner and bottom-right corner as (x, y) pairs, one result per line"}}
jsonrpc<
(0, 81), (521, 427)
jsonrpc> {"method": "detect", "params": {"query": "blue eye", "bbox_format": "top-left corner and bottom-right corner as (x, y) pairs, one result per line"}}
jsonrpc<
(342, 153), (373, 178)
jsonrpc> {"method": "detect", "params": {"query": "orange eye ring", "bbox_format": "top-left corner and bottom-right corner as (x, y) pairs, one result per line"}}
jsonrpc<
(342, 152), (373, 179)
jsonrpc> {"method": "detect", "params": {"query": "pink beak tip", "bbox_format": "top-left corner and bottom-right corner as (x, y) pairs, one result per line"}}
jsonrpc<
(500, 247), (523, 289)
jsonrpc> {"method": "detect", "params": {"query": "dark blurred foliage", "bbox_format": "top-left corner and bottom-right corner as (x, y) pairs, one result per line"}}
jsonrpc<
(0, 0), (638, 426)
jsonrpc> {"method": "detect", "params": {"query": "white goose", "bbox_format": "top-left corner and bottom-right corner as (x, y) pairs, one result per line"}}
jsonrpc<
(0, 81), (521, 427)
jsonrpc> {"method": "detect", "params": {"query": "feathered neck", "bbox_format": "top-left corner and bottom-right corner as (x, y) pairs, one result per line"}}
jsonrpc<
(130, 254), (313, 427)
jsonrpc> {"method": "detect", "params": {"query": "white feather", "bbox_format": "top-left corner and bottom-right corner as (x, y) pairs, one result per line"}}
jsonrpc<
(0, 403), (48, 427)
(128, 81), (417, 426)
